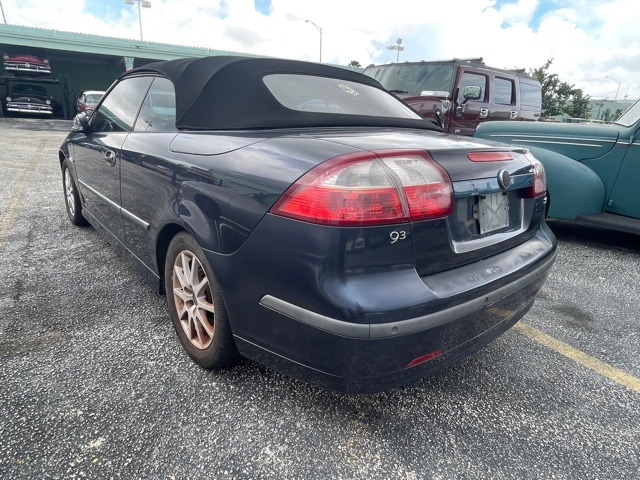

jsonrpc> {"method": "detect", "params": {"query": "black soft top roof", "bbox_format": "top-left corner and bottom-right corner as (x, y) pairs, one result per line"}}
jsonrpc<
(124, 56), (439, 131)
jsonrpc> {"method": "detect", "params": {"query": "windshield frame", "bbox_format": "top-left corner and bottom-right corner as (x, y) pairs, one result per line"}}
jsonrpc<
(363, 63), (456, 96)
(614, 99), (640, 127)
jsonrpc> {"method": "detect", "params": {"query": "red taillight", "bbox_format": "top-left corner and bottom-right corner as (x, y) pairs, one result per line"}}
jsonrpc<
(467, 151), (513, 162)
(271, 150), (454, 226)
(525, 153), (546, 197)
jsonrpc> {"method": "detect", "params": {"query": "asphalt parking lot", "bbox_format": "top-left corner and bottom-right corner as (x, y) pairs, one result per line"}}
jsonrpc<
(1, 119), (638, 479)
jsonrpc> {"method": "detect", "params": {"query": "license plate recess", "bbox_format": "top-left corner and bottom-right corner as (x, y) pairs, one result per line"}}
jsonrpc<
(478, 192), (509, 234)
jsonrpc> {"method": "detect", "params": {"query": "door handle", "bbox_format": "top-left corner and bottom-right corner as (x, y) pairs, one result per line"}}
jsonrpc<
(510, 110), (518, 119)
(479, 108), (489, 118)
(103, 149), (117, 167)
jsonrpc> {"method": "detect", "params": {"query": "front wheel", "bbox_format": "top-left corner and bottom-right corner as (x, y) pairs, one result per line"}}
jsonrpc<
(164, 232), (240, 369)
(62, 160), (88, 226)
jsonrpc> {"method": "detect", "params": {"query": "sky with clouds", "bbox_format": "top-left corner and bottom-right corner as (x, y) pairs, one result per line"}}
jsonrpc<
(1, 0), (638, 100)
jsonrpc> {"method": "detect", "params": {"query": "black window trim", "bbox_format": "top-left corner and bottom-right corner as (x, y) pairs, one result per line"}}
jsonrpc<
(133, 75), (178, 133)
(90, 74), (157, 133)
(493, 76), (516, 106)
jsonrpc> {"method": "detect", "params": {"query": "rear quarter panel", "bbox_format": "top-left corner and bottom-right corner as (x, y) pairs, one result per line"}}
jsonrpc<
(527, 146), (605, 219)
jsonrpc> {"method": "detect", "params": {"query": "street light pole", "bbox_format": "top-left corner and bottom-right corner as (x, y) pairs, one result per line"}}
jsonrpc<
(305, 20), (322, 63)
(605, 75), (621, 101)
(386, 37), (404, 63)
(0, 0), (7, 24)
(124, 0), (152, 41)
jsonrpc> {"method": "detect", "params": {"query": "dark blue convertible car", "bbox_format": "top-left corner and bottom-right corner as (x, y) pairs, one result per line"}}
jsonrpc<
(59, 56), (556, 393)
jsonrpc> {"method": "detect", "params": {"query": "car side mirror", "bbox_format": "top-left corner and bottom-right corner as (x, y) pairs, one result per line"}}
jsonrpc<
(455, 86), (483, 116)
(463, 86), (482, 101)
(71, 112), (90, 133)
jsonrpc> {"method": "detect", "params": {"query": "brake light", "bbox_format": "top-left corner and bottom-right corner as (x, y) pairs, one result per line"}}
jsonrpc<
(467, 151), (513, 162)
(525, 153), (546, 197)
(271, 150), (454, 226)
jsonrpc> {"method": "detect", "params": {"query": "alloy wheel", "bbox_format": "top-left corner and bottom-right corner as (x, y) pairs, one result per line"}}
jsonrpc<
(171, 250), (215, 350)
(64, 168), (75, 217)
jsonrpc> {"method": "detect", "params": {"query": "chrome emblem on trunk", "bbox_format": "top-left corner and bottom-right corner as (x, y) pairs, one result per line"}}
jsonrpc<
(497, 169), (511, 190)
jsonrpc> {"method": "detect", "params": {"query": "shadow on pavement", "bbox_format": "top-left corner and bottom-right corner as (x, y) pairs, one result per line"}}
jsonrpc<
(548, 219), (639, 251)
(0, 117), (73, 132)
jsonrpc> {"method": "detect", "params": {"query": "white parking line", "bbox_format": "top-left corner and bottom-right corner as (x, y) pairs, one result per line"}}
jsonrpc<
(0, 139), (47, 252)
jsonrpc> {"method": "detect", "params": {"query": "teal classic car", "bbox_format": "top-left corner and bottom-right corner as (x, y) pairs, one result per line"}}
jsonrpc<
(474, 99), (640, 234)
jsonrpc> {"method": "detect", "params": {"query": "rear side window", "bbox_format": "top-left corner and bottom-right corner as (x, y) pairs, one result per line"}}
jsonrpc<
(263, 74), (420, 119)
(494, 77), (515, 105)
(520, 83), (542, 107)
(92, 76), (153, 133)
(457, 72), (487, 102)
(134, 77), (177, 132)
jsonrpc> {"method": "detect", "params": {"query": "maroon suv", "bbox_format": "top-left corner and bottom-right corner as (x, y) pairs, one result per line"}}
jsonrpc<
(364, 58), (541, 136)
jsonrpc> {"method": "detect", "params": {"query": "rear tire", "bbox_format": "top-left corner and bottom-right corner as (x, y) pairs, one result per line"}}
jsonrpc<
(62, 160), (89, 226)
(165, 232), (240, 369)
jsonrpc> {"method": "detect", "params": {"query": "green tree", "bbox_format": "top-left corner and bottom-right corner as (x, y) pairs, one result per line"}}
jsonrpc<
(529, 59), (590, 118)
(602, 108), (612, 122)
(565, 89), (591, 119)
(349, 60), (361, 68)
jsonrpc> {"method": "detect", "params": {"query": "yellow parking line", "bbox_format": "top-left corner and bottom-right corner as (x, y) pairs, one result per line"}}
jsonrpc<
(515, 321), (640, 394)
(0, 139), (47, 252)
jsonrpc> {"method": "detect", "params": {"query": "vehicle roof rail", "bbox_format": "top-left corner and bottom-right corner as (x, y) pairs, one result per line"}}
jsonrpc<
(372, 57), (488, 67)
(412, 57), (484, 64)
(454, 57), (484, 63)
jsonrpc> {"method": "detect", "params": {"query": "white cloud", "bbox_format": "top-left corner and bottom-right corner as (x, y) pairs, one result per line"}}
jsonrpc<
(499, 0), (540, 25)
(1, 0), (639, 98)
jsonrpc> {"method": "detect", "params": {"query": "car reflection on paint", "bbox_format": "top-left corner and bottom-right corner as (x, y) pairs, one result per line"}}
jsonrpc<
(59, 56), (556, 393)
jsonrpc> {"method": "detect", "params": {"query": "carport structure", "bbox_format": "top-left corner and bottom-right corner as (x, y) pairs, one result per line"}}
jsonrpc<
(0, 23), (255, 118)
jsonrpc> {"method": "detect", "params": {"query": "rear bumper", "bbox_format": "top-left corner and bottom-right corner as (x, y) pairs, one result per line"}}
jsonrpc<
(260, 252), (553, 340)
(236, 294), (538, 394)
(218, 221), (556, 393)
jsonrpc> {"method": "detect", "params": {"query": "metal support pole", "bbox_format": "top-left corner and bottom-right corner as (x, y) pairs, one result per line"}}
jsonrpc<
(0, 0), (7, 24)
(305, 20), (323, 63)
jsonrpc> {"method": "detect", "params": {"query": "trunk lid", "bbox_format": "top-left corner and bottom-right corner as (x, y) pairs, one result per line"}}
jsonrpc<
(317, 129), (545, 275)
